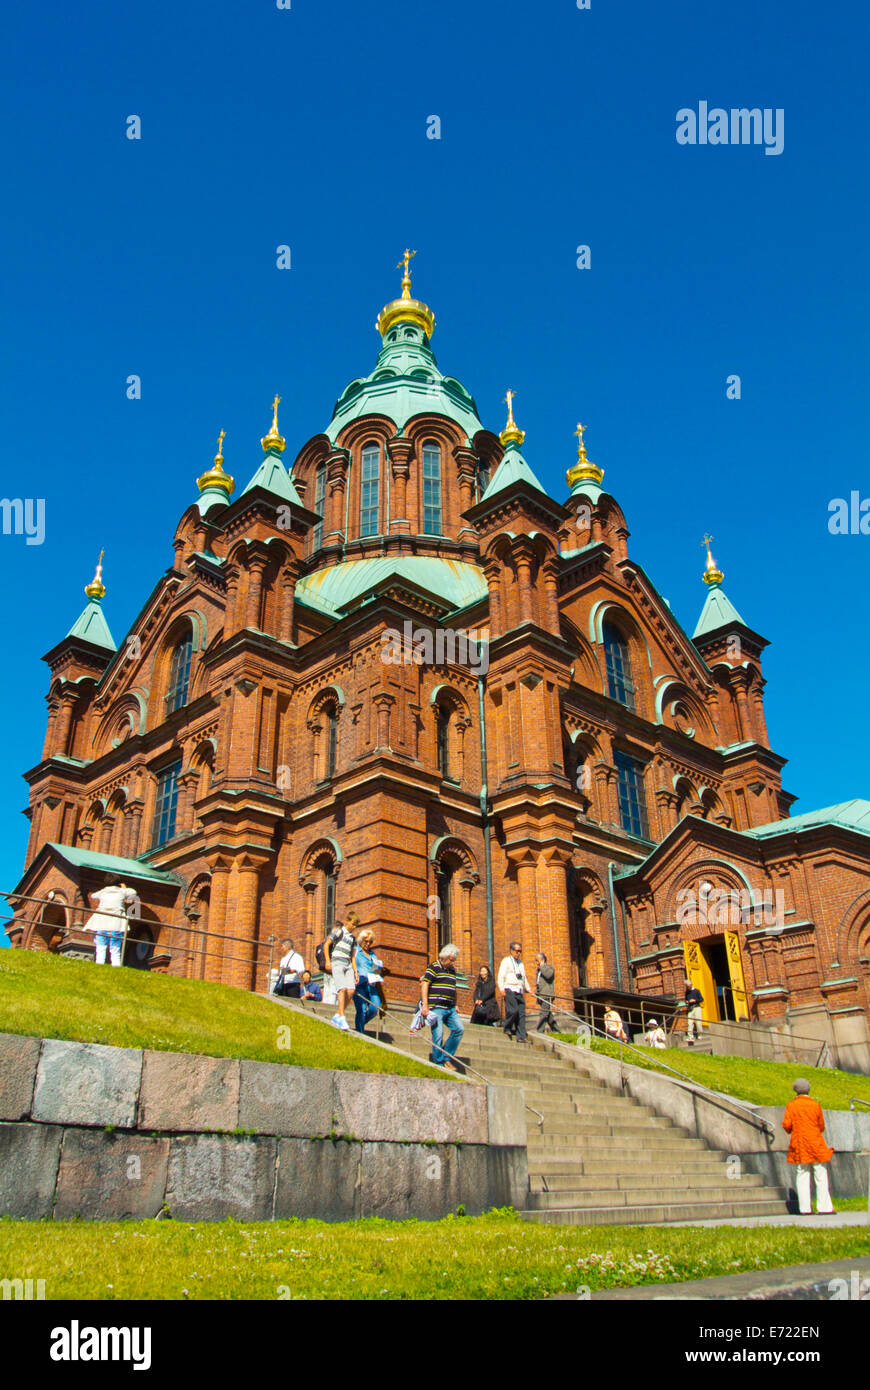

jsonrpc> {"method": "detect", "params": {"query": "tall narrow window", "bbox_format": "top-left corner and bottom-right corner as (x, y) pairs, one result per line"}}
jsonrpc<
(436, 865), (454, 949)
(166, 632), (192, 714)
(324, 867), (336, 931)
(436, 705), (450, 779)
(603, 621), (636, 710)
(476, 461), (490, 501)
(422, 441), (442, 534)
(325, 705), (338, 779)
(152, 758), (182, 847)
(614, 750), (650, 840)
(360, 444), (380, 537)
(312, 462), (326, 551)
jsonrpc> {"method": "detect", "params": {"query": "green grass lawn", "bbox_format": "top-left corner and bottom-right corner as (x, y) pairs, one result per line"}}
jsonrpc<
(1, 1210), (868, 1300)
(552, 1034), (870, 1110)
(0, 951), (441, 1079)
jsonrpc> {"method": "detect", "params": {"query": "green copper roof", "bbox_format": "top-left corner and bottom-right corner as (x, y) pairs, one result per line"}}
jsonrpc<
(693, 580), (747, 638)
(326, 321), (482, 444)
(481, 441), (546, 500)
(45, 843), (182, 883)
(241, 449), (304, 506)
(66, 597), (116, 651)
(296, 556), (488, 618)
(740, 800), (870, 841)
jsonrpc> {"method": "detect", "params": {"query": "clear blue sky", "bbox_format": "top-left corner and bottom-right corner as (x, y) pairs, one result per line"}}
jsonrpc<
(1, 0), (868, 918)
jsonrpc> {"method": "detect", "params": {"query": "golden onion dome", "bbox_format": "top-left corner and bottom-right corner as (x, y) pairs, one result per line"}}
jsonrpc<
(499, 389), (525, 447)
(196, 429), (235, 497)
(260, 394), (286, 453)
(376, 249), (436, 339)
(566, 422), (604, 489)
(84, 549), (106, 600)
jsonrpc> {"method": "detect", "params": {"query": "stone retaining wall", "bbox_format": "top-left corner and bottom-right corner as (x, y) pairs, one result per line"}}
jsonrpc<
(0, 1033), (528, 1222)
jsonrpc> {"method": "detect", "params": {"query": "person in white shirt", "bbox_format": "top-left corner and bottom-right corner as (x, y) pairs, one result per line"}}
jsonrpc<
(643, 1018), (667, 1049)
(84, 880), (139, 967)
(276, 940), (305, 998)
(497, 941), (535, 1043)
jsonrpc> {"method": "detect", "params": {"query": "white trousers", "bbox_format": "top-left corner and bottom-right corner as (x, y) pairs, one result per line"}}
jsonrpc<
(94, 930), (124, 967)
(794, 1162), (833, 1214)
(687, 1005), (703, 1039)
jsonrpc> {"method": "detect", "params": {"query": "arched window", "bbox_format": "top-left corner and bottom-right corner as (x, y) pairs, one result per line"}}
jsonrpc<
(436, 863), (454, 949)
(152, 757), (182, 847)
(614, 750), (649, 840)
(422, 441), (442, 534)
(325, 704), (338, 780)
(436, 705), (450, 779)
(476, 460), (490, 500)
(360, 444), (380, 537)
(312, 462), (326, 551)
(603, 621), (635, 711)
(166, 631), (193, 714)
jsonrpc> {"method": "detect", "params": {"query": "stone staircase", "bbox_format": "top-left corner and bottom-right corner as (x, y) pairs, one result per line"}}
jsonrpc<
(273, 995), (789, 1225)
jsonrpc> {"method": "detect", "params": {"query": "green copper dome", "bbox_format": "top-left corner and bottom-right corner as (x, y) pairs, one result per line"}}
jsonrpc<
(326, 321), (483, 444)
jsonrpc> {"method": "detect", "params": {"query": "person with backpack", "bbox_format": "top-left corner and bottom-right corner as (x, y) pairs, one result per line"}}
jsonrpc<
(534, 952), (558, 1033)
(323, 919), (357, 1030)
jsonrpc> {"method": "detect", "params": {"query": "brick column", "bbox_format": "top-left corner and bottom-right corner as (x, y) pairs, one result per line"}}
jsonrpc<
(484, 561), (503, 640)
(373, 692), (395, 751)
(324, 447), (349, 547)
(245, 555), (268, 631)
(301, 878), (317, 968)
(204, 860), (231, 983)
(223, 852), (270, 991)
(176, 771), (200, 835)
(514, 543), (535, 624)
(454, 446), (478, 534)
(541, 560), (561, 635)
(279, 562), (299, 643)
(387, 438), (413, 534)
(52, 694), (78, 758)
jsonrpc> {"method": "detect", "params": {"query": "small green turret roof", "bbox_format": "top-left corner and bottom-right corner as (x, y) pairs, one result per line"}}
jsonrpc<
(692, 580), (747, 639)
(481, 441), (546, 500)
(67, 596), (116, 651)
(241, 449), (304, 506)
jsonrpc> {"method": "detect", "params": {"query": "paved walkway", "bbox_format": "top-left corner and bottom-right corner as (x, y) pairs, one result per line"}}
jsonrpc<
(668, 1210), (868, 1229)
(577, 1256), (870, 1301)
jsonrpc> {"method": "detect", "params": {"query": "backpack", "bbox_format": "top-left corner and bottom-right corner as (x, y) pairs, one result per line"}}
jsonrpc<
(314, 937), (329, 971)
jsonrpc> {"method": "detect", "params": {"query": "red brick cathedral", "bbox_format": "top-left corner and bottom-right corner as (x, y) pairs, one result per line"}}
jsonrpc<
(10, 260), (870, 1052)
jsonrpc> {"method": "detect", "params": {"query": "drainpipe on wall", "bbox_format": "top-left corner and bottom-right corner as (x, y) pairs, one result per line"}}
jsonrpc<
(477, 670), (494, 969)
(607, 861), (624, 991)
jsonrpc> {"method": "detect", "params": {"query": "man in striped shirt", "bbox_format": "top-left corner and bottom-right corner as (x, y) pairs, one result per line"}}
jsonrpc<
(421, 943), (464, 1071)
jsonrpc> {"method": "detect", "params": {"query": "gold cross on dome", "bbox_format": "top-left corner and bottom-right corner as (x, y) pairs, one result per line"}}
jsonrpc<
(397, 248), (417, 277)
(504, 389), (516, 423)
(216, 429), (225, 457)
(575, 422), (587, 456)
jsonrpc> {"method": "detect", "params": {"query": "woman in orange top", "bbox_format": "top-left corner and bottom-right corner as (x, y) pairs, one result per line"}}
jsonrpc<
(782, 1078), (835, 1215)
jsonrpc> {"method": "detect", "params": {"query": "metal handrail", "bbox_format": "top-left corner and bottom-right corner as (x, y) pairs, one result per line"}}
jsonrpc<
(278, 992), (545, 1131)
(850, 1098), (870, 1111)
(543, 984), (842, 1053)
(543, 1014), (777, 1141)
